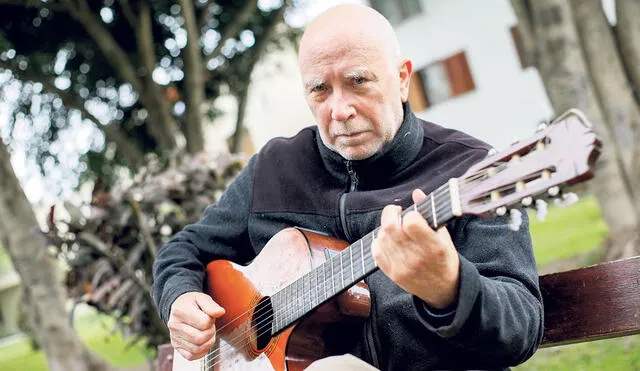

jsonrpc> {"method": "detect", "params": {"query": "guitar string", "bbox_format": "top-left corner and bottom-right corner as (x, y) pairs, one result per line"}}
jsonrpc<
(203, 198), (452, 370)
(202, 161), (533, 368)
(201, 193), (459, 369)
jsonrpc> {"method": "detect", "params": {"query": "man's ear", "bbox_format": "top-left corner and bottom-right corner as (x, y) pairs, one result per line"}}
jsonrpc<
(399, 59), (413, 102)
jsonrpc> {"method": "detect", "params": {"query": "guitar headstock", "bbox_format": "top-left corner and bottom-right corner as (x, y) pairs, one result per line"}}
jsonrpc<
(458, 109), (601, 221)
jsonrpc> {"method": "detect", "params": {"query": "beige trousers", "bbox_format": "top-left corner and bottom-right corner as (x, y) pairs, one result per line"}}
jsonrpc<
(305, 354), (379, 370)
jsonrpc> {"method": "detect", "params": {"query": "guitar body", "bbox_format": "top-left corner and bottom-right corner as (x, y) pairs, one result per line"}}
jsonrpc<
(172, 228), (371, 371)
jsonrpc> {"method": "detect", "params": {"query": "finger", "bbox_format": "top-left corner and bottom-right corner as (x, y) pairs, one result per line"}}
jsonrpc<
(175, 306), (216, 331)
(172, 322), (216, 347)
(411, 189), (427, 203)
(380, 205), (402, 228)
(402, 209), (436, 243)
(195, 294), (226, 319)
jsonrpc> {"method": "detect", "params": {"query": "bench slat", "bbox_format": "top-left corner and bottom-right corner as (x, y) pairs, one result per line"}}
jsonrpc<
(540, 256), (640, 346)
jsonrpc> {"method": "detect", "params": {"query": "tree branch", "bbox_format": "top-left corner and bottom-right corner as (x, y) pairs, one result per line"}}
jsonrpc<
(135, 0), (180, 153)
(207, 0), (258, 62)
(0, 0), (69, 12)
(0, 60), (146, 168)
(179, 0), (205, 154)
(118, 0), (137, 31)
(127, 197), (157, 260)
(61, 0), (143, 93)
(230, 5), (286, 153)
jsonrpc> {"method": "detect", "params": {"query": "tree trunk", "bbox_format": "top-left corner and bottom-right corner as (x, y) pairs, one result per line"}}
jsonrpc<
(0, 139), (112, 371)
(616, 0), (640, 106)
(179, 0), (205, 154)
(511, 0), (640, 259)
(571, 0), (640, 193)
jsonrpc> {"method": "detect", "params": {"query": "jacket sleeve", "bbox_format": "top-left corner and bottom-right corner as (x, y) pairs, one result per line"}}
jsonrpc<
(152, 157), (257, 323)
(413, 211), (544, 366)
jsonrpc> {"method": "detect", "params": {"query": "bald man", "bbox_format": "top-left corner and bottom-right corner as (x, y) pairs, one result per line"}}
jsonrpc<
(152, 4), (543, 370)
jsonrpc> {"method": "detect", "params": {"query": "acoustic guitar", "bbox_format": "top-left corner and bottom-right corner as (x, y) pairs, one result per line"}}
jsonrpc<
(172, 109), (601, 370)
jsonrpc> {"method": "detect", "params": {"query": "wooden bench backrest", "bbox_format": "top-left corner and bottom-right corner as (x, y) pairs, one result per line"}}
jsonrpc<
(540, 255), (640, 346)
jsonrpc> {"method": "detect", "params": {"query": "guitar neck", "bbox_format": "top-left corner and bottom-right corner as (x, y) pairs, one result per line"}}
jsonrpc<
(270, 180), (459, 334)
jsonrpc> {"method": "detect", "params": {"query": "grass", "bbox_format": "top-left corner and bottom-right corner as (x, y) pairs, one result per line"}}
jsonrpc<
(0, 246), (12, 275)
(528, 195), (608, 267)
(0, 309), (150, 370)
(516, 335), (640, 371)
(515, 194), (640, 370)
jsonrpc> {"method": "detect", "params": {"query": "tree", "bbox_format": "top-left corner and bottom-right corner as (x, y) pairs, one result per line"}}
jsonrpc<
(511, 0), (640, 260)
(0, 137), (111, 371)
(0, 0), (294, 186)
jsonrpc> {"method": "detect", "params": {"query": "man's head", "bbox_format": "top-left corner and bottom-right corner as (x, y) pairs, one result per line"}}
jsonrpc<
(298, 4), (413, 161)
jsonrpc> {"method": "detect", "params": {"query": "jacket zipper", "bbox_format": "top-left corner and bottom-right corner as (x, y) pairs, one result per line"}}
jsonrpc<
(340, 161), (380, 367)
(339, 161), (359, 241)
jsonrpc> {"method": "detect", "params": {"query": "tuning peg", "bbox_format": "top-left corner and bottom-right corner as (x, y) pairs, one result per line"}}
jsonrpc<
(508, 209), (523, 231)
(554, 192), (579, 208)
(496, 206), (507, 216)
(536, 122), (548, 132)
(547, 186), (560, 197)
(488, 148), (498, 156)
(535, 199), (548, 221)
(521, 196), (533, 207)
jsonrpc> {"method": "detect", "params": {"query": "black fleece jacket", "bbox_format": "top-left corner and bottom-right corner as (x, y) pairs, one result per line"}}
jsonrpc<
(152, 104), (544, 370)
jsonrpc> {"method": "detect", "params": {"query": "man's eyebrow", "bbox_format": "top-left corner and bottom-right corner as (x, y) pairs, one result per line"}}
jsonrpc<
(304, 78), (325, 90)
(345, 68), (375, 79)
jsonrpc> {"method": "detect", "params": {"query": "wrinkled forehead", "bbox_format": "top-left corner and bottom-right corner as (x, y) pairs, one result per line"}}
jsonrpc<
(299, 31), (390, 75)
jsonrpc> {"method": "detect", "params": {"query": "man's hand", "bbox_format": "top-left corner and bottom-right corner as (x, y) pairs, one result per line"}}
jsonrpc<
(372, 189), (460, 309)
(167, 292), (226, 361)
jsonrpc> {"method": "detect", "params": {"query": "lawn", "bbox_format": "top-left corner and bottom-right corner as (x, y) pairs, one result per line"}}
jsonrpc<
(0, 194), (636, 370)
(516, 195), (640, 370)
(0, 309), (150, 370)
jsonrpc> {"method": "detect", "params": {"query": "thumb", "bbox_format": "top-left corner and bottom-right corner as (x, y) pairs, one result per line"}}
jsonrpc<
(194, 293), (226, 318)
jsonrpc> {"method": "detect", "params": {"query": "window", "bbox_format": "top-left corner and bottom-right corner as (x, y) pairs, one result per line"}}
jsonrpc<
(409, 51), (475, 111)
(369, 0), (423, 25)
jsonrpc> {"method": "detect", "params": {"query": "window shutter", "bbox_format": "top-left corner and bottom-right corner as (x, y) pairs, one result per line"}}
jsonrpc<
(408, 72), (429, 112)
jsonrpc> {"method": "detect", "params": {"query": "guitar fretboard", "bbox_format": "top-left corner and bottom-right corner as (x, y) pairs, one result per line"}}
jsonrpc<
(270, 182), (457, 335)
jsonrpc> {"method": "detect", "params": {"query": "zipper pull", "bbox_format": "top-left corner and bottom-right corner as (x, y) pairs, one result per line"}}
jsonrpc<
(345, 161), (359, 191)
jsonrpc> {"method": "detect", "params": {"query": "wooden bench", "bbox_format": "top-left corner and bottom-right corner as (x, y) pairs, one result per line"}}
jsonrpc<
(157, 256), (640, 369)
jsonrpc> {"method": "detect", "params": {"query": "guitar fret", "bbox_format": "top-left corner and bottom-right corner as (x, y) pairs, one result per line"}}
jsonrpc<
(330, 256), (335, 295)
(340, 251), (344, 288)
(431, 192), (437, 228)
(312, 267), (317, 308)
(350, 245), (354, 282)
(360, 239), (365, 275)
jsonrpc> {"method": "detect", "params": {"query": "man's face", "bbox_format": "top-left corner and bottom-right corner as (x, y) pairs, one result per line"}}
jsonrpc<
(300, 38), (410, 161)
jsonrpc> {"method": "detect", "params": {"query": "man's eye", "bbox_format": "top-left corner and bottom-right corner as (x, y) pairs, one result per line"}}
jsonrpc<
(354, 77), (366, 85)
(311, 84), (326, 93)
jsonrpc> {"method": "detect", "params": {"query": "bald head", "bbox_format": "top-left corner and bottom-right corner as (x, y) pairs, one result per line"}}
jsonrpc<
(299, 4), (401, 67)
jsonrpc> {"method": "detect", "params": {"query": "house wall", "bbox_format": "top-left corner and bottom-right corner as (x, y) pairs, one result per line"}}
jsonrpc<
(380, 0), (554, 148)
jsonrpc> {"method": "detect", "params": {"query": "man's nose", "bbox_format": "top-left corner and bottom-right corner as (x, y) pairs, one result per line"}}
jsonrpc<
(330, 90), (356, 122)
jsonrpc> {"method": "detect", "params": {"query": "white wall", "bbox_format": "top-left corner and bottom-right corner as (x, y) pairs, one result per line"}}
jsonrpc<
(393, 0), (554, 148)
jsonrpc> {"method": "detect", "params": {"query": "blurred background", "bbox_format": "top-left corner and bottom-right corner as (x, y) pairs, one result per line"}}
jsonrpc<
(0, 0), (638, 370)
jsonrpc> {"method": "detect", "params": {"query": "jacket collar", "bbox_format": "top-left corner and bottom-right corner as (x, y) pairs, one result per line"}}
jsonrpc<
(315, 101), (424, 189)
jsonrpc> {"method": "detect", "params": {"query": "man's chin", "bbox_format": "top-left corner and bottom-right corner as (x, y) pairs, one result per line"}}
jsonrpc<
(334, 146), (378, 161)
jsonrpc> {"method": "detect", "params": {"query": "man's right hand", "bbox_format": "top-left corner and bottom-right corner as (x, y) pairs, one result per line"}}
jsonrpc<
(167, 292), (226, 361)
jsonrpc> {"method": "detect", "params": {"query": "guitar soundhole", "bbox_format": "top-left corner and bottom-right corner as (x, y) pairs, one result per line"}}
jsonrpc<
(252, 297), (273, 351)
